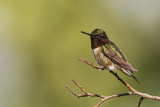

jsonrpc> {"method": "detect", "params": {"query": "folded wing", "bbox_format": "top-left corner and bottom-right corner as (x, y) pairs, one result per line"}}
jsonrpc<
(102, 40), (137, 72)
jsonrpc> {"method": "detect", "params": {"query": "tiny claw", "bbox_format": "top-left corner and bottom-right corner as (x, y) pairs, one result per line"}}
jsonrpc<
(100, 66), (105, 70)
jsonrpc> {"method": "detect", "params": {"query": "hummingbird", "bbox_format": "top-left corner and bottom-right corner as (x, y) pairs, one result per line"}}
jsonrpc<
(81, 29), (140, 84)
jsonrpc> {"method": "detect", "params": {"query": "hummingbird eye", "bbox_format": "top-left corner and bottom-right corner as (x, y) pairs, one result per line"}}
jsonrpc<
(99, 33), (108, 39)
(100, 33), (104, 37)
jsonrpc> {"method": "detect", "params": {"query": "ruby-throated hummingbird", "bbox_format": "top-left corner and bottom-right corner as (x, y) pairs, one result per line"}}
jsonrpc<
(81, 29), (140, 84)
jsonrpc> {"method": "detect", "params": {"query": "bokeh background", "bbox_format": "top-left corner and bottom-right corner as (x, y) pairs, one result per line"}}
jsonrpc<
(0, 0), (160, 107)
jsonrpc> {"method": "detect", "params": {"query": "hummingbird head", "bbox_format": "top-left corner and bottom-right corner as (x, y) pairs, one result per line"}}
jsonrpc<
(81, 29), (108, 39)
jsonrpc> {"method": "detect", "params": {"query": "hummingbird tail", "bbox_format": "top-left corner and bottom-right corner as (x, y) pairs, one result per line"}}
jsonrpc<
(120, 68), (132, 76)
(120, 68), (140, 84)
(131, 74), (140, 84)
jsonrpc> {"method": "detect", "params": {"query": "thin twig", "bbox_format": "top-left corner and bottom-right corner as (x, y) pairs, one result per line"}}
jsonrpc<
(79, 58), (105, 70)
(137, 97), (144, 107)
(95, 92), (135, 107)
(66, 80), (135, 107)
(66, 80), (105, 98)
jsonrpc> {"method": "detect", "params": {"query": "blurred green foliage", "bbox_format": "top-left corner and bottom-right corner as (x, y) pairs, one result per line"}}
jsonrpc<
(0, 0), (160, 107)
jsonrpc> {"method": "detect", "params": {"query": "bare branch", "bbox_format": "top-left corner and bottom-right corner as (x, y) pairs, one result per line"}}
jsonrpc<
(66, 80), (135, 107)
(66, 80), (105, 98)
(108, 70), (160, 101)
(66, 58), (160, 107)
(95, 92), (135, 107)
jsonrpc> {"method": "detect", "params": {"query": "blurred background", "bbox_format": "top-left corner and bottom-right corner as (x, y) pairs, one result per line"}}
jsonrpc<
(0, 0), (160, 107)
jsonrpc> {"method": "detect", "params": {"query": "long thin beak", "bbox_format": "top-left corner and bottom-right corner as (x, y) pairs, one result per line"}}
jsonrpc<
(81, 31), (92, 36)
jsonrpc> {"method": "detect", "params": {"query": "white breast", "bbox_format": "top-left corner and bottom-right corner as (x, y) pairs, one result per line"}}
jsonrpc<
(108, 64), (116, 70)
(92, 47), (117, 71)
(92, 47), (102, 65)
(92, 47), (101, 56)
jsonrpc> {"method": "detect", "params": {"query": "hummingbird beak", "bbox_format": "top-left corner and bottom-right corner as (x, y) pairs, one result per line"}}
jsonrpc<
(81, 31), (93, 36)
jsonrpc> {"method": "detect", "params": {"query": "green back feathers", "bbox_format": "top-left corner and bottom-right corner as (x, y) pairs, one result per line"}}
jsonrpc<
(102, 40), (127, 62)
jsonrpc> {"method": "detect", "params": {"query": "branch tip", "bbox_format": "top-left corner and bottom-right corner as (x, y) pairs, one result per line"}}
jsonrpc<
(137, 97), (144, 107)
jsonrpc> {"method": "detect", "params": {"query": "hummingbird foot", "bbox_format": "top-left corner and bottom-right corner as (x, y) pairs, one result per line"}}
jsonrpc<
(99, 66), (105, 71)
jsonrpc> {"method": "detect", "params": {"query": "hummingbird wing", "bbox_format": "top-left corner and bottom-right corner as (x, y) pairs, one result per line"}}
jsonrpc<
(102, 40), (137, 72)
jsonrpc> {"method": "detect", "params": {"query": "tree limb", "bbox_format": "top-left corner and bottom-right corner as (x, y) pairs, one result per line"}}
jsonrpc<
(66, 58), (160, 107)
